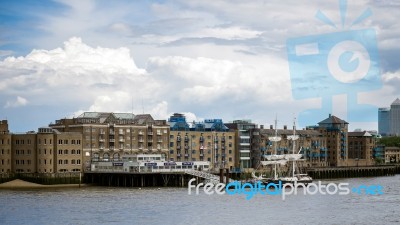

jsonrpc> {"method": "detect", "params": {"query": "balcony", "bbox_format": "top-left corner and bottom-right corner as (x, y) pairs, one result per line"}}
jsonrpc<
(119, 139), (125, 142)
(157, 139), (162, 143)
(184, 154), (189, 157)
(99, 139), (105, 142)
(177, 137), (181, 142)
(109, 131), (115, 135)
(184, 137), (189, 142)
(184, 146), (189, 150)
(177, 154), (181, 157)
(200, 146), (204, 150)
(109, 146), (114, 151)
(157, 131), (162, 135)
(200, 154), (204, 157)
(148, 139), (153, 143)
(99, 146), (104, 150)
(139, 131), (144, 135)
(109, 139), (115, 142)
(148, 131), (153, 135)
(100, 131), (105, 134)
(139, 139), (144, 142)
(177, 146), (181, 150)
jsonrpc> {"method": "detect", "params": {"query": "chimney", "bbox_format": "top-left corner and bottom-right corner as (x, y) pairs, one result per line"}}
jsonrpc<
(284, 125), (287, 130)
(270, 125), (273, 129)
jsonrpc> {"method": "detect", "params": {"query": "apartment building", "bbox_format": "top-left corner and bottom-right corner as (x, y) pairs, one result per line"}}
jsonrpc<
(225, 120), (257, 172)
(251, 124), (328, 169)
(0, 120), (12, 173)
(347, 131), (375, 166)
(315, 114), (348, 167)
(50, 112), (170, 171)
(168, 113), (236, 171)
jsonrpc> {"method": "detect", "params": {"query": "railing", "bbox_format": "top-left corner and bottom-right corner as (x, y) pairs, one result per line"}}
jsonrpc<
(184, 169), (235, 184)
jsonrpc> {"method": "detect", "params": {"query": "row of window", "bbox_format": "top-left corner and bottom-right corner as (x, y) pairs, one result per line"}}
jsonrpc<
(170, 149), (233, 154)
(1, 139), (10, 145)
(170, 157), (233, 162)
(170, 134), (233, 140)
(85, 128), (168, 134)
(58, 140), (81, 145)
(1, 149), (10, 154)
(169, 142), (233, 147)
(1, 159), (10, 165)
(15, 149), (32, 155)
(15, 160), (32, 165)
(58, 159), (81, 165)
(14, 139), (33, 145)
(58, 149), (81, 155)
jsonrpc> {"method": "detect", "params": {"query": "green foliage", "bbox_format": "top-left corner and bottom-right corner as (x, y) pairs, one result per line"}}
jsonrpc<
(378, 137), (400, 147)
(374, 158), (385, 165)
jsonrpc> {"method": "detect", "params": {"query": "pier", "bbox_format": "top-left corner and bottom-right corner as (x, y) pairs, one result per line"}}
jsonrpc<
(306, 165), (399, 179)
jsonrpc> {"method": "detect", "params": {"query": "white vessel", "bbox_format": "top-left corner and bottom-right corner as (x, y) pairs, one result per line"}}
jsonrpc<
(260, 118), (312, 185)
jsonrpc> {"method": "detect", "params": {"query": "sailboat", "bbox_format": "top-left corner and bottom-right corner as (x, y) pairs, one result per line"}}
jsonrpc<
(260, 118), (312, 185)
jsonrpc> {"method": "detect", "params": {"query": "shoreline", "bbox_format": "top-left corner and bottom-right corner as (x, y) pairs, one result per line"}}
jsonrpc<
(0, 179), (87, 189)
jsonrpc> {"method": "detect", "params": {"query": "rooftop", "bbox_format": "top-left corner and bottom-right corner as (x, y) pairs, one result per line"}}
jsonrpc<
(318, 114), (348, 125)
(391, 98), (400, 106)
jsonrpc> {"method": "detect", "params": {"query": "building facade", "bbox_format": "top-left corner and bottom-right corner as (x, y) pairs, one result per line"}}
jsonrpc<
(378, 98), (400, 136)
(225, 120), (256, 171)
(168, 114), (236, 171)
(378, 108), (390, 136)
(347, 131), (375, 166)
(390, 98), (400, 136)
(251, 125), (328, 169)
(0, 120), (12, 173)
(316, 114), (348, 167)
(385, 147), (400, 163)
(50, 112), (170, 171)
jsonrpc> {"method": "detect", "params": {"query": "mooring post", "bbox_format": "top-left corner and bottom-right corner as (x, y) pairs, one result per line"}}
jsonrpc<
(225, 168), (229, 184)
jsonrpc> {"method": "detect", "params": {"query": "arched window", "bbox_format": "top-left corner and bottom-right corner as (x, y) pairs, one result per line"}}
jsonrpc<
(58, 159), (62, 164)
(71, 150), (76, 154)
(64, 159), (68, 164)
(103, 153), (109, 161)
(93, 153), (99, 161)
(113, 153), (120, 161)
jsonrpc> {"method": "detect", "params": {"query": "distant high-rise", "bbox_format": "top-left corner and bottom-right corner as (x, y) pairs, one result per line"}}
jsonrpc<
(378, 108), (390, 136)
(379, 98), (400, 136)
(390, 98), (400, 136)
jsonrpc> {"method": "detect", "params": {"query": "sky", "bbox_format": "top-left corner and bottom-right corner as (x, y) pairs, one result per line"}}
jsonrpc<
(0, 0), (399, 132)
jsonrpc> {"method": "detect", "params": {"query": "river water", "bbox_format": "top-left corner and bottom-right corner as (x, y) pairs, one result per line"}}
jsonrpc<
(1, 175), (399, 225)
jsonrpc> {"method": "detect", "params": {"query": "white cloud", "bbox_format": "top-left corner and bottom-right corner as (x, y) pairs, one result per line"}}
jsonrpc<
(4, 96), (28, 108)
(2, 0), (399, 132)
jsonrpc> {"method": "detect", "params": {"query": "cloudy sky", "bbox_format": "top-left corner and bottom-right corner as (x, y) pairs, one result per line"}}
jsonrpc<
(0, 0), (399, 132)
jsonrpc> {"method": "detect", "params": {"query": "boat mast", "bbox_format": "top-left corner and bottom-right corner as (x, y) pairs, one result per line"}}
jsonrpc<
(274, 117), (278, 180)
(292, 118), (296, 178)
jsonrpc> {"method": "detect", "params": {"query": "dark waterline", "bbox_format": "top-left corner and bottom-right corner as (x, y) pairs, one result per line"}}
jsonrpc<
(1, 175), (399, 225)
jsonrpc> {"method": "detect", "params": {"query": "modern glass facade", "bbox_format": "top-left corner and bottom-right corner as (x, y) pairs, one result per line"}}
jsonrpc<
(378, 108), (390, 136)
